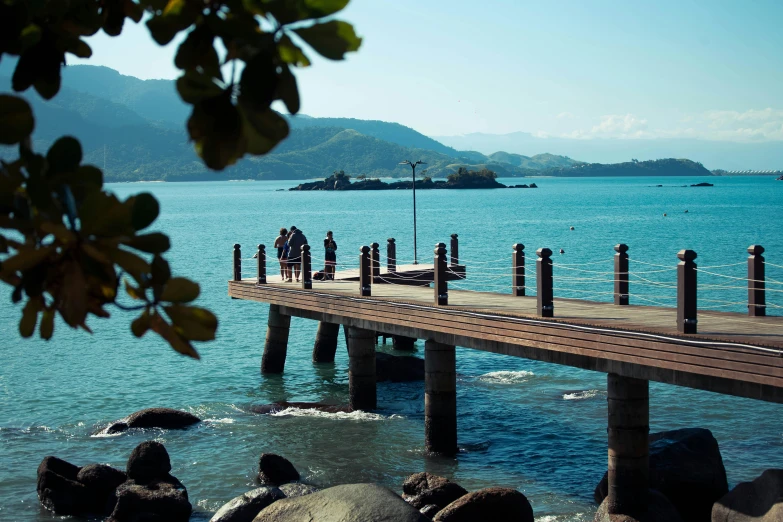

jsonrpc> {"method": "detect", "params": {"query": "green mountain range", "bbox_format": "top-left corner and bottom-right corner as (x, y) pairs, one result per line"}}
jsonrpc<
(0, 63), (711, 181)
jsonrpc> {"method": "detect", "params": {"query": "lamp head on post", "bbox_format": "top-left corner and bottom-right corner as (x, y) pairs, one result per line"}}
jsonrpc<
(399, 160), (427, 265)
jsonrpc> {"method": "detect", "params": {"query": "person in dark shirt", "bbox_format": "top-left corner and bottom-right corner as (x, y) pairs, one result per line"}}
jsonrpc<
(324, 230), (337, 280)
(286, 226), (308, 282)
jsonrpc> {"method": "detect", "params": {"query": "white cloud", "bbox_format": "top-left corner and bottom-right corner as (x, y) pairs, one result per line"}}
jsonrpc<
(557, 109), (783, 141)
(556, 111), (574, 119)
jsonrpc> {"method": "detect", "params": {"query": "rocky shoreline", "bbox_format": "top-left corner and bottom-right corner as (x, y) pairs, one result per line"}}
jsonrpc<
(289, 172), (538, 191)
(38, 403), (783, 521)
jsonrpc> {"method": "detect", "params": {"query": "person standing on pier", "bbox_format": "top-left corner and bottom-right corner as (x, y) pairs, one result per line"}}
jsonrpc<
(324, 230), (337, 280)
(274, 227), (290, 281)
(287, 226), (308, 283)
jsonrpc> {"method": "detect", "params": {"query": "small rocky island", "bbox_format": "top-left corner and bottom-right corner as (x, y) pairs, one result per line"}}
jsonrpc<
(289, 169), (537, 191)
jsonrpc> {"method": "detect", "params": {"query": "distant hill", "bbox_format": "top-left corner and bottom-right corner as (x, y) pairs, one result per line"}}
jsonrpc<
(488, 151), (582, 170)
(542, 158), (712, 177)
(432, 131), (783, 171)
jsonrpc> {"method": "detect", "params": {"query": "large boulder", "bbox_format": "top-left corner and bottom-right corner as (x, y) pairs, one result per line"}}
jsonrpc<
(104, 408), (201, 434)
(252, 483), (429, 522)
(376, 353), (425, 382)
(433, 487), (533, 522)
(108, 476), (191, 522)
(76, 463), (127, 514)
(279, 483), (320, 498)
(127, 441), (172, 482)
(594, 489), (684, 522)
(712, 469), (783, 522)
(402, 472), (467, 511)
(209, 487), (285, 522)
(36, 456), (88, 515)
(594, 428), (728, 522)
(258, 453), (300, 486)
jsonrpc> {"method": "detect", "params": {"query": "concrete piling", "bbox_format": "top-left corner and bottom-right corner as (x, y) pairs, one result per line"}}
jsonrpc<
(261, 304), (290, 374)
(347, 326), (376, 411)
(425, 339), (457, 455)
(312, 321), (340, 363)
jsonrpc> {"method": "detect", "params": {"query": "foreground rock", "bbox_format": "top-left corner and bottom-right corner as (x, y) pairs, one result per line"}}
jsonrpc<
(249, 402), (352, 415)
(433, 487), (533, 522)
(103, 407), (201, 434)
(594, 490), (684, 522)
(209, 487), (285, 522)
(712, 469), (783, 522)
(253, 483), (428, 521)
(258, 453), (300, 486)
(376, 353), (425, 382)
(37, 456), (126, 516)
(402, 472), (467, 512)
(107, 441), (191, 522)
(594, 428), (728, 522)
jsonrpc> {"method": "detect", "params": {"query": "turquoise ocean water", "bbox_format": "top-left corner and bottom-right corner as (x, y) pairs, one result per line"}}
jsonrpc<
(1, 176), (782, 521)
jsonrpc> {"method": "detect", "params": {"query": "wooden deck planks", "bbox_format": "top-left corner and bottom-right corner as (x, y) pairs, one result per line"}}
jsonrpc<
(228, 278), (783, 403)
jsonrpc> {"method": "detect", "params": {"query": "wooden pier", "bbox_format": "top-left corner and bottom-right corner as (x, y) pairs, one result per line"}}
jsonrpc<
(229, 237), (782, 519)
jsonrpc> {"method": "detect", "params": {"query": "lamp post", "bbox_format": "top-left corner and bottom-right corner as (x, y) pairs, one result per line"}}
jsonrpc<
(399, 160), (426, 264)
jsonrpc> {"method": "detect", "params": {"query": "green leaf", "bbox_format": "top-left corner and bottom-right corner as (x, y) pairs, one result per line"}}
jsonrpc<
(303, 0), (350, 17)
(187, 94), (245, 169)
(0, 245), (56, 275)
(175, 26), (222, 79)
(125, 232), (171, 254)
(19, 299), (40, 338)
(239, 51), (277, 109)
(176, 70), (223, 104)
(40, 308), (54, 340)
(150, 255), (171, 286)
(151, 312), (200, 359)
(160, 277), (200, 302)
(262, 0), (349, 24)
(276, 65), (300, 114)
(46, 137), (82, 173)
(278, 34), (311, 67)
(239, 104), (289, 155)
(164, 304), (217, 341)
(131, 192), (160, 231)
(294, 20), (361, 60)
(19, 24), (42, 51)
(111, 248), (150, 283)
(0, 95), (35, 145)
(125, 279), (145, 300)
(131, 309), (151, 337)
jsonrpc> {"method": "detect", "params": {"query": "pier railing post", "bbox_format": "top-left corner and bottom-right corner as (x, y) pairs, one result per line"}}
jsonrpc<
(301, 244), (312, 289)
(434, 242), (448, 305)
(256, 244), (266, 284)
(347, 326), (376, 411)
(359, 246), (371, 297)
(614, 244), (629, 305)
(537, 248), (554, 317)
(371, 242), (380, 281)
(450, 234), (459, 266)
(748, 245), (765, 317)
(233, 244), (241, 281)
(261, 304), (290, 374)
(607, 373), (649, 516)
(425, 339), (457, 455)
(677, 249), (697, 334)
(513, 243), (525, 296)
(387, 238), (396, 273)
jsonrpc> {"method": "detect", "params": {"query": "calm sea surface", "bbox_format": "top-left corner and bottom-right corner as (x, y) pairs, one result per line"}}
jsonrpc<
(1, 176), (782, 521)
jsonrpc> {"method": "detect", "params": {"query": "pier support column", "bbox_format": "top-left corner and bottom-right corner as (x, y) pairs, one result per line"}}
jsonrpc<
(261, 305), (290, 374)
(347, 326), (376, 411)
(312, 321), (340, 363)
(425, 339), (457, 455)
(607, 373), (649, 516)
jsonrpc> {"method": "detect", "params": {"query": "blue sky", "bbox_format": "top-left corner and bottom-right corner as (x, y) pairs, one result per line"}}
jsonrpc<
(74, 0), (783, 141)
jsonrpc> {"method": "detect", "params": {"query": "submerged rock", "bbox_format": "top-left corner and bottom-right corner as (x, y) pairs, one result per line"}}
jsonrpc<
(258, 453), (300, 486)
(103, 407), (201, 434)
(433, 487), (533, 522)
(594, 428), (728, 522)
(76, 463), (127, 514)
(376, 352), (425, 382)
(712, 468), (783, 522)
(252, 483), (428, 521)
(593, 489), (684, 522)
(127, 441), (172, 482)
(209, 486), (285, 522)
(37, 456), (88, 515)
(402, 472), (467, 512)
(108, 477), (191, 522)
